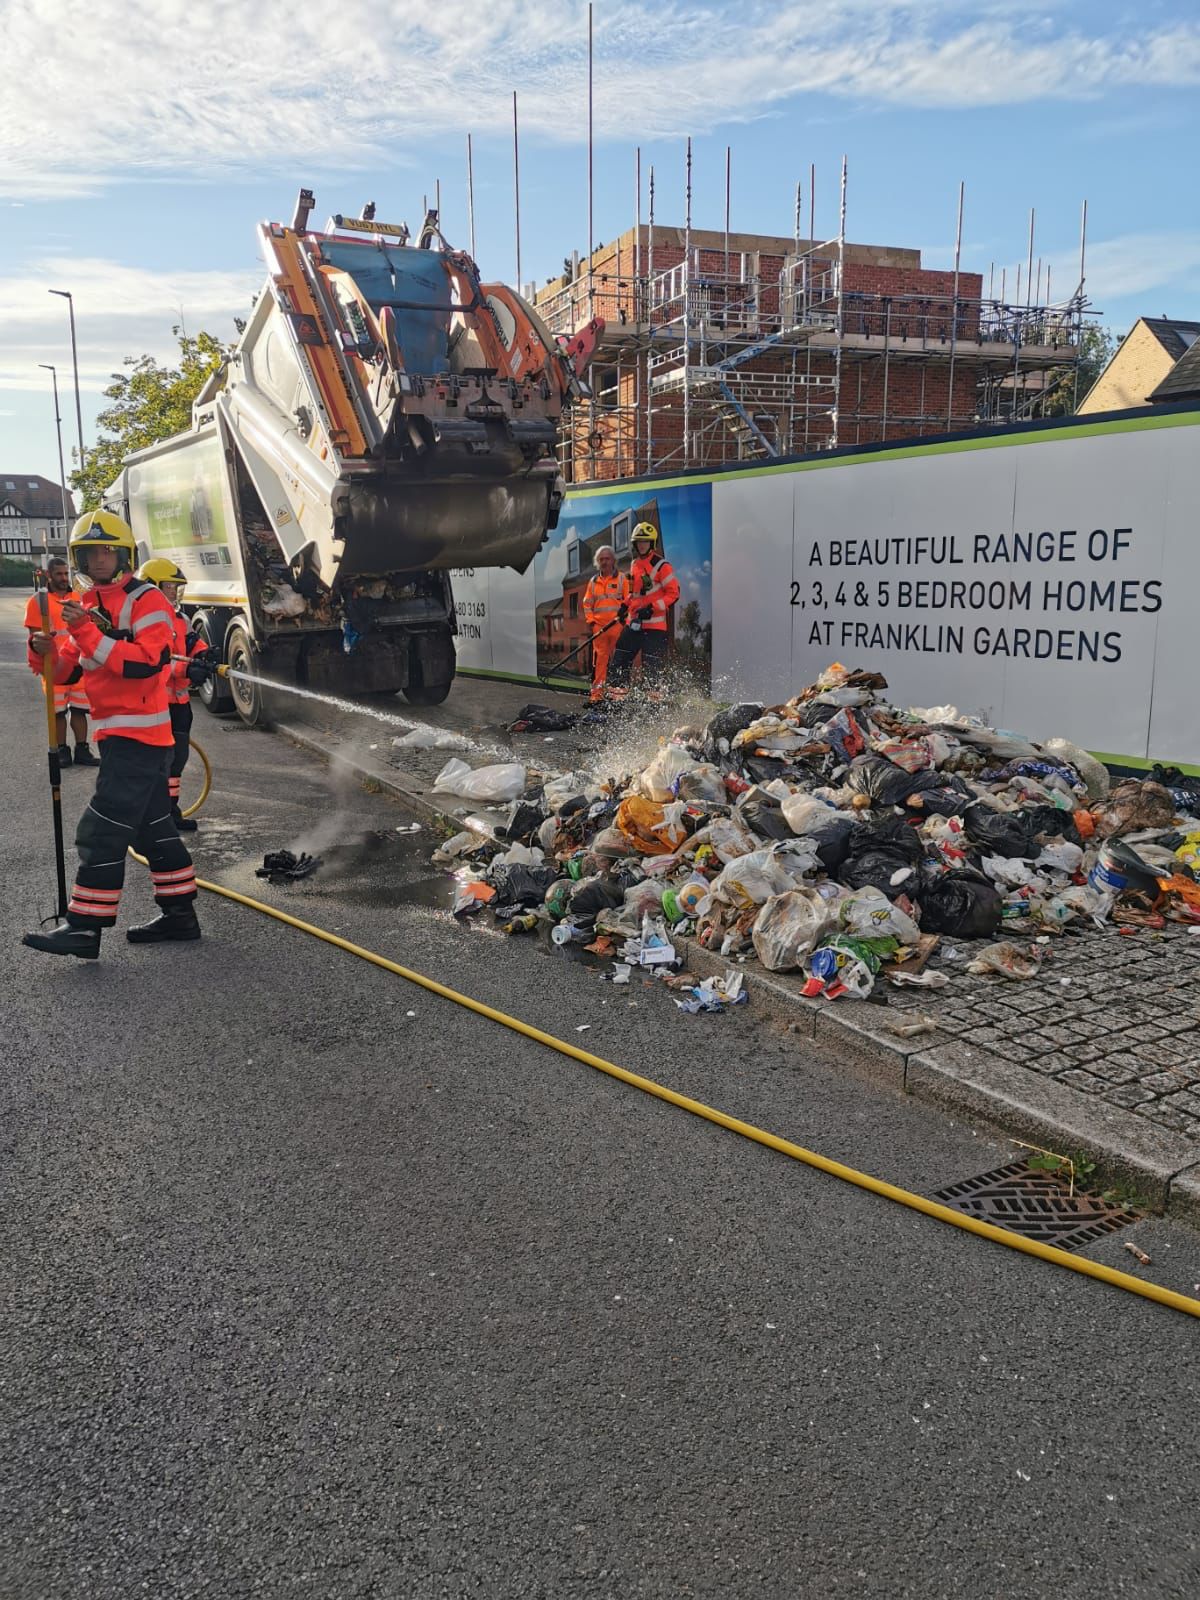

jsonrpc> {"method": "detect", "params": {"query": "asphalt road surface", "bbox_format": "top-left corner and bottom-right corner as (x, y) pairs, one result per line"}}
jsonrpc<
(2, 593), (1198, 1600)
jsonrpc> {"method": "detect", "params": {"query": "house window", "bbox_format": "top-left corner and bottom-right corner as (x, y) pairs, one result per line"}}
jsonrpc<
(596, 367), (620, 411)
(611, 512), (631, 554)
(569, 593), (578, 618)
(567, 542), (580, 577)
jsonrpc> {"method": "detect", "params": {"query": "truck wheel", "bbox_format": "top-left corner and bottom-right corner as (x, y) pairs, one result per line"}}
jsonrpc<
(403, 681), (453, 706)
(226, 625), (272, 728)
(194, 622), (234, 714)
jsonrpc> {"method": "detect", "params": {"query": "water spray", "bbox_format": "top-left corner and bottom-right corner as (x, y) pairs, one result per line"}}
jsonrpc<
(209, 665), (506, 756)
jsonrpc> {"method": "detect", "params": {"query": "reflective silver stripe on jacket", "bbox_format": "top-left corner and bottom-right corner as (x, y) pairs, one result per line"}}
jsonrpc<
(90, 710), (172, 732)
(116, 580), (153, 633)
(88, 633), (114, 666)
(132, 605), (171, 634)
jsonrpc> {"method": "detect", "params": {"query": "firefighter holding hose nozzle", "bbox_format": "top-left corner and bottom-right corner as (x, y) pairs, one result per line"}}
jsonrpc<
(606, 522), (680, 702)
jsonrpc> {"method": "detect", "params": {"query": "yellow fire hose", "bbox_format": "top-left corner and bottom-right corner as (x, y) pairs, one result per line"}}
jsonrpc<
(144, 748), (1200, 1323)
(182, 738), (211, 819)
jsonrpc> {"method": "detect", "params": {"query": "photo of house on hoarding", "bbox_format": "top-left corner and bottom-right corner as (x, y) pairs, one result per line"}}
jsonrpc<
(533, 481), (713, 689)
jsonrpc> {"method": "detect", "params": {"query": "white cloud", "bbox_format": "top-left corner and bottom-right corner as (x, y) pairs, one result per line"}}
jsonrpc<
(2, 2), (1198, 197)
(0, 257), (257, 395)
(1041, 232), (1200, 307)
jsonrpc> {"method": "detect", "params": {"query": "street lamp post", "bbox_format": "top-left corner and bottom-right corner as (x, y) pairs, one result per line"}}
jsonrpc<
(38, 364), (71, 560)
(48, 289), (85, 473)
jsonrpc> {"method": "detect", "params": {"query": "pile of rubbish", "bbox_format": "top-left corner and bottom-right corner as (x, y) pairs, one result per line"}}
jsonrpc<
(428, 665), (1200, 1006)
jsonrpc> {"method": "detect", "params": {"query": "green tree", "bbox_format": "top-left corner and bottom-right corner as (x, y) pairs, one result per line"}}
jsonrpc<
(70, 326), (241, 511)
(1040, 323), (1117, 417)
(677, 598), (702, 653)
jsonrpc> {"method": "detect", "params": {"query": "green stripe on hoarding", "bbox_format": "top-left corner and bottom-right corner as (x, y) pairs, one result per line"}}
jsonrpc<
(457, 666), (586, 693)
(1090, 751), (1200, 779)
(566, 408), (1200, 499)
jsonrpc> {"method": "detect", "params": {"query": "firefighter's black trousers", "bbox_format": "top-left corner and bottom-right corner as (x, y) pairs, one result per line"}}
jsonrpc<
(67, 736), (197, 928)
(168, 701), (192, 803)
(607, 626), (669, 689)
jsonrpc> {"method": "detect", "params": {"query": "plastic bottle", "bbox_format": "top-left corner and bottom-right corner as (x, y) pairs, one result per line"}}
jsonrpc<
(544, 880), (572, 920)
(551, 918), (589, 946)
(674, 875), (709, 916)
(502, 913), (541, 935)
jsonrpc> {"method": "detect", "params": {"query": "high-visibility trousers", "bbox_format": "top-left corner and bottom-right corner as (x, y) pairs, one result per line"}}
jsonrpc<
(589, 626), (619, 698)
(51, 683), (90, 715)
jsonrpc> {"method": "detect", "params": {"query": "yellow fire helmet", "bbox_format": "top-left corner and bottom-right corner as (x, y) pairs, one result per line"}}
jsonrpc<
(631, 521), (659, 547)
(137, 557), (188, 593)
(69, 508), (138, 579)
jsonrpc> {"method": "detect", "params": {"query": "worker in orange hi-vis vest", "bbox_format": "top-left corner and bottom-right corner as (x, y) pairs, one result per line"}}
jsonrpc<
(607, 522), (680, 701)
(580, 545), (629, 703)
(22, 557), (96, 767)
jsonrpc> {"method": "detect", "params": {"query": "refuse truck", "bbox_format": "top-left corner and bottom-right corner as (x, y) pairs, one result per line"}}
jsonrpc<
(102, 191), (601, 723)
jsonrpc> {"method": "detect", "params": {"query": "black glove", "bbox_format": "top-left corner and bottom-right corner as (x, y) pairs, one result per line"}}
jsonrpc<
(187, 656), (216, 684)
(616, 604), (628, 626)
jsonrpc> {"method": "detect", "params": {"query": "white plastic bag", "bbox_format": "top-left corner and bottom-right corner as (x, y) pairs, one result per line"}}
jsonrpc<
(752, 888), (835, 972)
(711, 846), (809, 909)
(781, 794), (838, 836)
(433, 757), (526, 802)
(393, 726), (472, 751)
(260, 582), (307, 618)
(638, 744), (701, 802)
(1042, 736), (1111, 801)
(543, 771), (595, 810)
(690, 813), (758, 863)
(837, 886), (920, 945)
(981, 854), (1035, 889)
(1036, 839), (1084, 875)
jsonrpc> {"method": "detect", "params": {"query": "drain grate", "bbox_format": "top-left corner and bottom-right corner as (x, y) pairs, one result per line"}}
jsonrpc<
(932, 1160), (1139, 1251)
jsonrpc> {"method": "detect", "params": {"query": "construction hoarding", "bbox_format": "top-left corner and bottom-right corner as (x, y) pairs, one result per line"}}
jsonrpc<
(455, 408), (1200, 768)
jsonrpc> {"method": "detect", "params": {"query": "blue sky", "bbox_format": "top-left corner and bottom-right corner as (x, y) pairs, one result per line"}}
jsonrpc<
(3, 0), (1199, 487)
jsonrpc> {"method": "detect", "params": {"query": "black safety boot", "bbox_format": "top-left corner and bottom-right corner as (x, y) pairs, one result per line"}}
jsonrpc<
(171, 806), (198, 833)
(57, 742), (73, 767)
(73, 742), (98, 766)
(126, 906), (202, 944)
(22, 921), (101, 959)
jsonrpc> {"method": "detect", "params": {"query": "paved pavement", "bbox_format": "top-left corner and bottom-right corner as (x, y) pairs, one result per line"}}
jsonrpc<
(3, 591), (1200, 1600)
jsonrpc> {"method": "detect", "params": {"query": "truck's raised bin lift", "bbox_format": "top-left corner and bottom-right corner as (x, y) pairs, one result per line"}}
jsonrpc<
(105, 191), (601, 719)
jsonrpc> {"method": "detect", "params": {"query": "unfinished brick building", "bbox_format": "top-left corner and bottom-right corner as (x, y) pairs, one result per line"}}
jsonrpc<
(532, 217), (1083, 483)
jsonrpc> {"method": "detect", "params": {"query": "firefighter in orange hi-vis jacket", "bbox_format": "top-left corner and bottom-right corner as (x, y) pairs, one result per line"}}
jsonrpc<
(22, 511), (203, 960)
(137, 558), (209, 833)
(606, 522), (680, 701)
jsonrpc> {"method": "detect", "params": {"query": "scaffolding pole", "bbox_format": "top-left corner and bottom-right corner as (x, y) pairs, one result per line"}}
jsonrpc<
(635, 146), (642, 473)
(832, 155), (846, 449)
(724, 146), (731, 286)
(466, 134), (476, 258)
(1073, 199), (1088, 411)
(945, 180), (964, 433)
(587, 2), (594, 318)
(683, 137), (693, 466)
(646, 164), (655, 471)
(512, 92), (522, 290)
